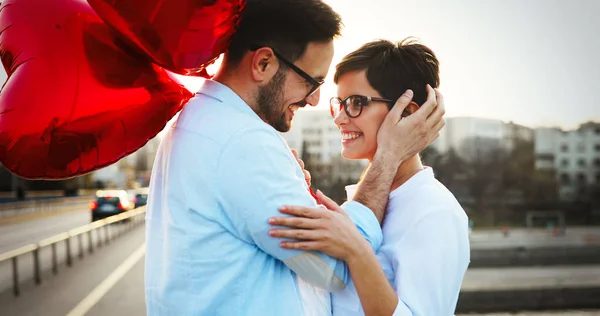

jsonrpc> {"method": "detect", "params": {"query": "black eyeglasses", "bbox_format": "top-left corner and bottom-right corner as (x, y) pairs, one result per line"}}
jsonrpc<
(250, 46), (325, 99)
(330, 95), (393, 118)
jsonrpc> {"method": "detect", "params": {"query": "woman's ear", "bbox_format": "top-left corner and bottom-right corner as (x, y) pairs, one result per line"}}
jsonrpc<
(402, 101), (420, 118)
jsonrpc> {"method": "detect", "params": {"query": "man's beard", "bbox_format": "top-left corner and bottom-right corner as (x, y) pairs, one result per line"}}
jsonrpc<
(256, 69), (290, 132)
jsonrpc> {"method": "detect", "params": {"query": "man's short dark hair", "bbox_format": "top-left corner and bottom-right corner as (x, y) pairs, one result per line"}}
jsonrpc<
(225, 0), (342, 66)
(334, 38), (440, 107)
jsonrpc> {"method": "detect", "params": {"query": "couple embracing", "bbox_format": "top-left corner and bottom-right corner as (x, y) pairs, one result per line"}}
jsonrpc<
(145, 1), (469, 315)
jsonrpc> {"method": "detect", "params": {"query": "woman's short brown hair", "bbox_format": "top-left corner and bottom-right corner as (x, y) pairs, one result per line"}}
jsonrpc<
(334, 38), (440, 108)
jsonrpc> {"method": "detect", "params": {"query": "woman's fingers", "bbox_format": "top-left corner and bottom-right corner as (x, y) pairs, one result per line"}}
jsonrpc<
(280, 241), (322, 251)
(269, 216), (321, 229)
(278, 205), (330, 219)
(269, 229), (322, 240)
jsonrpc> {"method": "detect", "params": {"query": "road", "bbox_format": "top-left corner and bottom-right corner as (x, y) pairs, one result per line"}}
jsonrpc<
(0, 223), (146, 316)
(0, 209), (91, 254)
(0, 213), (600, 315)
(2, 209), (598, 255)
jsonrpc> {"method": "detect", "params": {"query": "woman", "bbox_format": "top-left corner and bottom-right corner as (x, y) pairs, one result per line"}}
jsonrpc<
(269, 38), (470, 315)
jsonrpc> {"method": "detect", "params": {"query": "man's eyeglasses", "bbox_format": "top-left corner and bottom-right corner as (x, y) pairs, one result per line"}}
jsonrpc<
(250, 46), (325, 99)
(330, 95), (393, 118)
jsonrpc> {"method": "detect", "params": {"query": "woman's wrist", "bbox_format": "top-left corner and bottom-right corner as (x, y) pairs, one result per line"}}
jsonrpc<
(346, 238), (374, 266)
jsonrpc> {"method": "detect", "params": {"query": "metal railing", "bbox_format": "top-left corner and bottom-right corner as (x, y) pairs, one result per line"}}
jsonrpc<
(0, 207), (146, 296)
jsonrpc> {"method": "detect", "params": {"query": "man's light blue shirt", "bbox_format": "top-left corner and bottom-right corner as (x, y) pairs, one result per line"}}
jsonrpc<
(144, 80), (383, 315)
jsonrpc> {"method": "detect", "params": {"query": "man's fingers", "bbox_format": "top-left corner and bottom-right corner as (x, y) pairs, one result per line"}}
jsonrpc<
(433, 116), (446, 133)
(433, 88), (444, 118)
(387, 89), (414, 124)
(425, 104), (444, 130)
(430, 119), (445, 143)
(414, 85), (437, 120)
(297, 158), (305, 169)
(424, 89), (445, 129)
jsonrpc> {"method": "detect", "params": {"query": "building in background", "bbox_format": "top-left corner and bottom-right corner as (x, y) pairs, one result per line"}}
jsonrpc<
(535, 122), (600, 201)
(284, 109), (343, 163)
(91, 136), (162, 189)
(434, 117), (534, 161)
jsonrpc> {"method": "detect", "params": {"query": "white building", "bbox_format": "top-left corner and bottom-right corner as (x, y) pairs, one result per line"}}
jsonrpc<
(534, 127), (562, 170)
(434, 117), (533, 161)
(283, 109), (345, 163)
(535, 122), (600, 201)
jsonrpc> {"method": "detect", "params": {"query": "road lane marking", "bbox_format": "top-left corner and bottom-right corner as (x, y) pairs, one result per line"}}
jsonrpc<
(66, 243), (146, 316)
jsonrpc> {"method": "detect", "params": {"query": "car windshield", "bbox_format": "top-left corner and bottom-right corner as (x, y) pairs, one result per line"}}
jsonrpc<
(98, 197), (120, 204)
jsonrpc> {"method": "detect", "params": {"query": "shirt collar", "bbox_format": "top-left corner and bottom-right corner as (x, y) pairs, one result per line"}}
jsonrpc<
(196, 79), (262, 121)
(388, 167), (434, 202)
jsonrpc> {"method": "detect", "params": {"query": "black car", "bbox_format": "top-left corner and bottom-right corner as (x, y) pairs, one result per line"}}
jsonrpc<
(132, 188), (149, 208)
(90, 190), (133, 222)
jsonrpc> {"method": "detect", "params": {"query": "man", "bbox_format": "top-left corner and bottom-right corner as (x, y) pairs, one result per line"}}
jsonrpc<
(144, 0), (445, 315)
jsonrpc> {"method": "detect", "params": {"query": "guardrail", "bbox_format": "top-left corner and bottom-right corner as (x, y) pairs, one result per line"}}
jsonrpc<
(0, 189), (99, 200)
(0, 206), (146, 296)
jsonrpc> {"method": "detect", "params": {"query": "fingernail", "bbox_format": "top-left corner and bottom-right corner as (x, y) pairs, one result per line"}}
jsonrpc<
(280, 242), (287, 247)
(268, 218), (275, 224)
(269, 230), (275, 236)
(403, 89), (413, 98)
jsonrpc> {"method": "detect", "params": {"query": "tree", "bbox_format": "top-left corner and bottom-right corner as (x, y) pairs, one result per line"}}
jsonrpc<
(300, 140), (320, 189)
(427, 147), (468, 196)
(420, 145), (440, 166)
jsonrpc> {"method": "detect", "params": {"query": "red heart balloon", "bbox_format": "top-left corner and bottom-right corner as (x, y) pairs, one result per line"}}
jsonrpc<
(87, 0), (246, 76)
(0, 0), (193, 179)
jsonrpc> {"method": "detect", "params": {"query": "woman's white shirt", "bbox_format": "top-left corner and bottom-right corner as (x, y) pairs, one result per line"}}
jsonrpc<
(333, 168), (470, 316)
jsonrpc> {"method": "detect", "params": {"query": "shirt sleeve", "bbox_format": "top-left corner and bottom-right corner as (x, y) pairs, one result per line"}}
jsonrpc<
(391, 210), (470, 315)
(216, 127), (383, 292)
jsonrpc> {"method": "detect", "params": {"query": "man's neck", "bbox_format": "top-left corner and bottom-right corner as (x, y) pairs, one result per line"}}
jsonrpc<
(213, 68), (261, 117)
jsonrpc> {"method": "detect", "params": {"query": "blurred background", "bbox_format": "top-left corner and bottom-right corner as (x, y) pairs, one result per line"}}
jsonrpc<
(1, 0), (599, 315)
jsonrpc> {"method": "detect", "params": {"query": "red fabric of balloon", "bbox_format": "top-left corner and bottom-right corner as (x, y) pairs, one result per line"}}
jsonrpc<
(87, 0), (246, 76)
(0, 0), (193, 179)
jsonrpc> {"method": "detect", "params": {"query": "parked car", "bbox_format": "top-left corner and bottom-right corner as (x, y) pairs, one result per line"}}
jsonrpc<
(90, 190), (134, 222)
(132, 187), (149, 208)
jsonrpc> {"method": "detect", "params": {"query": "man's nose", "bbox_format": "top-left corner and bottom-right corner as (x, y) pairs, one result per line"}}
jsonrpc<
(305, 89), (321, 107)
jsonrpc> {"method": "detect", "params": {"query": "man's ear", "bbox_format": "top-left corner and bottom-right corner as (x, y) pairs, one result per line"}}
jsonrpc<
(250, 47), (279, 83)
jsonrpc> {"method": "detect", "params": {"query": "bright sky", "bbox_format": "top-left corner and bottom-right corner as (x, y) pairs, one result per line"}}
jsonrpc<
(181, 0), (600, 130)
(1, 0), (597, 131)
(326, 0), (600, 130)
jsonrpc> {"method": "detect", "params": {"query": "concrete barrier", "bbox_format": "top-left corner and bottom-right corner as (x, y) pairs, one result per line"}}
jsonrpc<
(456, 287), (600, 313)
(470, 246), (600, 267)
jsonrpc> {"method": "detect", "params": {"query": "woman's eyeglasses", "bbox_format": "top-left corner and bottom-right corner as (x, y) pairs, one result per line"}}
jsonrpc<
(329, 95), (393, 118)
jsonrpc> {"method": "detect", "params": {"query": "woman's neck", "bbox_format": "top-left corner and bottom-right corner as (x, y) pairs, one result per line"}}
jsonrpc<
(390, 155), (424, 192)
(360, 155), (424, 191)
